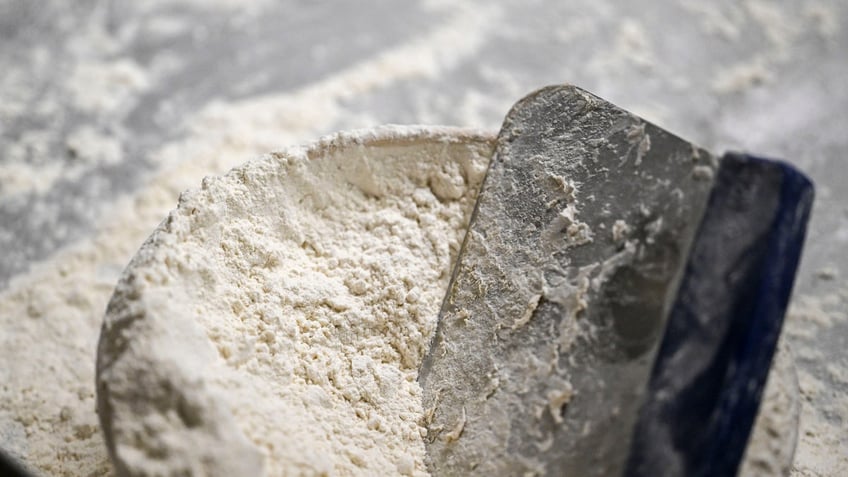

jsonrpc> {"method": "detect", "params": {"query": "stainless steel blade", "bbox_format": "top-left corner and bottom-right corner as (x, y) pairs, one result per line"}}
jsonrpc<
(419, 85), (716, 476)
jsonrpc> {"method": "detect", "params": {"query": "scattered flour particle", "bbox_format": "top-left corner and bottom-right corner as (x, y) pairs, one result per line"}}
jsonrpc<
(65, 127), (123, 167)
(815, 266), (838, 281)
(712, 59), (774, 94)
(611, 220), (630, 243)
(65, 59), (151, 114)
(692, 165), (715, 181)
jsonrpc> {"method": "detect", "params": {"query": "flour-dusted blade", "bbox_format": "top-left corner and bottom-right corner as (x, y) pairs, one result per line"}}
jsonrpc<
(419, 85), (716, 476)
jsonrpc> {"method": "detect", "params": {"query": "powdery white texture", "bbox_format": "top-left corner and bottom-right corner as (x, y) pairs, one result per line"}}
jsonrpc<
(701, 0), (841, 97)
(739, 339), (801, 477)
(65, 59), (150, 115)
(0, 247), (117, 477)
(784, 290), (848, 476)
(0, 126), (124, 199)
(0, 94), (342, 475)
(0, 2), (499, 472)
(96, 126), (494, 476)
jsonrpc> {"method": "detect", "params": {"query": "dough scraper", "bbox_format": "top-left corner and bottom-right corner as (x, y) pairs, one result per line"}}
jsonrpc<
(419, 85), (813, 476)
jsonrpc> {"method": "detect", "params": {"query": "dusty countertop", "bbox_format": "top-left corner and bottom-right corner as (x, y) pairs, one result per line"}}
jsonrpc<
(1, 0), (845, 475)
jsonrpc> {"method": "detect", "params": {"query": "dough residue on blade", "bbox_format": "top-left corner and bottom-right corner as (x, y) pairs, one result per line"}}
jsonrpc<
(95, 126), (494, 476)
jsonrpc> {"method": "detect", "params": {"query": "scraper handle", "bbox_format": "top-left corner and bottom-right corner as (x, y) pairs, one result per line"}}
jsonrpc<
(624, 153), (814, 477)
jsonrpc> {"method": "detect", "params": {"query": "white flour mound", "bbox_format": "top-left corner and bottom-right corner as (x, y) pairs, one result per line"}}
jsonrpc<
(95, 126), (494, 476)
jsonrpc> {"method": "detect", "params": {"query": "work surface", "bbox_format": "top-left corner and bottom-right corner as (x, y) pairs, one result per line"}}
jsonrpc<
(1, 0), (846, 475)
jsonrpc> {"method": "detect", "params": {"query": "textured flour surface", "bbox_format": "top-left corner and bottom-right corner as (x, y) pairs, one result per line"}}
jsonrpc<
(782, 291), (848, 476)
(0, 2), (495, 473)
(96, 127), (493, 476)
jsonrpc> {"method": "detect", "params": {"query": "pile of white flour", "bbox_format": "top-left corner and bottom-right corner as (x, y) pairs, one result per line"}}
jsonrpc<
(96, 126), (493, 476)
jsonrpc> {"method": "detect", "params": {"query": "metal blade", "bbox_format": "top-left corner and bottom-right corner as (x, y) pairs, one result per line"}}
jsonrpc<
(419, 85), (716, 476)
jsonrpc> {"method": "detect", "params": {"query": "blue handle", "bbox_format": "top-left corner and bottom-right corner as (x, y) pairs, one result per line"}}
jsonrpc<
(624, 153), (814, 477)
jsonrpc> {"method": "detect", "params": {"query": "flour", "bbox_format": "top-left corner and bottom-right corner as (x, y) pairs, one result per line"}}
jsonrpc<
(0, 237), (121, 477)
(704, 0), (832, 97)
(804, 2), (841, 40)
(739, 339), (801, 477)
(1, 0), (845, 474)
(65, 59), (150, 115)
(64, 127), (124, 168)
(679, 2), (745, 41)
(0, 126), (123, 198)
(0, 2), (500, 472)
(96, 126), (493, 476)
(711, 58), (774, 94)
(783, 289), (848, 476)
